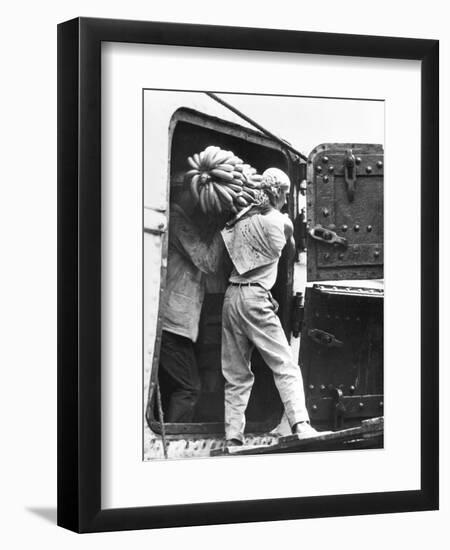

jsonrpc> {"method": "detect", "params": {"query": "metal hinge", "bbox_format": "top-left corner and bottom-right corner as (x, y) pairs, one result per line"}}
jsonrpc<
(144, 206), (167, 235)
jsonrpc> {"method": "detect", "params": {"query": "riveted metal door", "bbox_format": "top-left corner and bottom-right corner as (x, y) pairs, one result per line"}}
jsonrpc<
(306, 143), (383, 282)
(299, 284), (383, 431)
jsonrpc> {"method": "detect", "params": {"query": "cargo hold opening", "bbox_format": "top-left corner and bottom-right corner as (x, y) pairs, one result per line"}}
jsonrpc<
(147, 108), (298, 436)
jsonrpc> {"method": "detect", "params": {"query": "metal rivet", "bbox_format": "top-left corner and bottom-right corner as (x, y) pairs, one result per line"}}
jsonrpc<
(367, 225), (373, 232)
(326, 313), (331, 319)
(359, 402), (364, 409)
(349, 385), (355, 394)
(354, 224), (360, 231)
(308, 201), (312, 207)
(316, 165), (322, 173)
(379, 401), (384, 408)
(338, 253), (344, 260)
(322, 156), (329, 163)
(366, 166), (373, 174)
(320, 385), (326, 391)
(322, 208), (329, 217)
(356, 317), (361, 322)
(355, 157), (362, 165)
(324, 253), (330, 260)
(311, 405), (318, 412)
(323, 175), (329, 183)
(342, 224), (348, 232)
(377, 160), (383, 168)
(309, 384), (315, 391)
(374, 251), (380, 258)
(328, 165), (334, 172)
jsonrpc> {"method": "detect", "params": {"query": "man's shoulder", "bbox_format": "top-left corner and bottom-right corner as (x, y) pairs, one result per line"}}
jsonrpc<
(259, 209), (288, 230)
(259, 210), (294, 243)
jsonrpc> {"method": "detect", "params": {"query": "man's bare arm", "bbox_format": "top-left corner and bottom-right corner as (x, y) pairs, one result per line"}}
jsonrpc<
(283, 216), (293, 239)
(283, 216), (296, 256)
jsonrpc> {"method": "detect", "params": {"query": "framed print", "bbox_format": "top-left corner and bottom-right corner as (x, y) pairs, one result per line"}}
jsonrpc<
(57, 17), (439, 533)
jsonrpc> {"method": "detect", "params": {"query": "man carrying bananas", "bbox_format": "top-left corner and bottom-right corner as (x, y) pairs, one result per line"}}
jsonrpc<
(158, 174), (224, 423)
(220, 167), (317, 446)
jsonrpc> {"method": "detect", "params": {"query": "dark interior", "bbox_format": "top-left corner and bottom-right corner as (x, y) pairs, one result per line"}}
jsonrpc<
(150, 111), (295, 435)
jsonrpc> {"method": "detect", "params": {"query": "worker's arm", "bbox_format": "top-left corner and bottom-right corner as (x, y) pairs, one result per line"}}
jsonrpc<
(283, 216), (293, 239)
(178, 229), (224, 275)
(283, 215), (296, 256)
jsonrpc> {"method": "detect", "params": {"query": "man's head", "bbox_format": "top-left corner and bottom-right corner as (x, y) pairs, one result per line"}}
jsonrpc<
(261, 168), (291, 210)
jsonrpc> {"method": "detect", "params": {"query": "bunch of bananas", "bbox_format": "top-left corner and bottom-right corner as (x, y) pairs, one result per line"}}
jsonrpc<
(185, 146), (263, 215)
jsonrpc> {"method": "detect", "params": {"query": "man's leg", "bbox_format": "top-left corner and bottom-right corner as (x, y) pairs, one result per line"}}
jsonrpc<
(221, 292), (255, 444)
(158, 331), (201, 423)
(242, 292), (310, 428)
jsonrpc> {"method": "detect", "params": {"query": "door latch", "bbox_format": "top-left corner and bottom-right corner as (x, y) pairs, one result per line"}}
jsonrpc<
(308, 328), (344, 348)
(309, 225), (348, 247)
(344, 148), (357, 202)
(330, 388), (346, 430)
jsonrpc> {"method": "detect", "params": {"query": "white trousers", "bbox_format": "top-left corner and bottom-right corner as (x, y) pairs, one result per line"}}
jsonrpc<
(221, 284), (310, 442)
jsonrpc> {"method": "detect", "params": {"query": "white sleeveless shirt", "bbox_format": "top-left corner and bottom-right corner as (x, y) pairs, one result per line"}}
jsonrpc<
(222, 209), (287, 290)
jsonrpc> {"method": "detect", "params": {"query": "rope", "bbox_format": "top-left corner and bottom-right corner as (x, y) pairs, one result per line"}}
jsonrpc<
(155, 380), (168, 459)
(206, 92), (308, 162)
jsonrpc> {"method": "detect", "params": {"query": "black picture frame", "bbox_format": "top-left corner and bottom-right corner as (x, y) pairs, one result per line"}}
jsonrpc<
(57, 17), (439, 533)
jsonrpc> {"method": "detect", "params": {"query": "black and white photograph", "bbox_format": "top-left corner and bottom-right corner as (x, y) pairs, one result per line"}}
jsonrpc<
(0, 0), (444, 543)
(143, 90), (384, 460)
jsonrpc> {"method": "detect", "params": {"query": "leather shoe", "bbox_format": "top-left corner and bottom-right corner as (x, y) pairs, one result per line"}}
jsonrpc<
(292, 422), (318, 438)
(225, 438), (243, 447)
